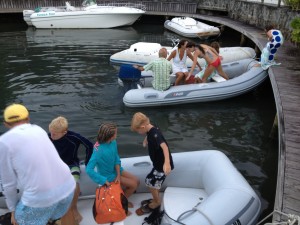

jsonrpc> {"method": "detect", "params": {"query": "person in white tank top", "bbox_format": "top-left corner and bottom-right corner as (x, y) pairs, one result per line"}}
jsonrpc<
(167, 39), (201, 85)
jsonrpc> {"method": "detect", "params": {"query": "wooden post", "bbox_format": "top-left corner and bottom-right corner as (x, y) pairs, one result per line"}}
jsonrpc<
(269, 113), (278, 139)
(240, 34), (246, 46)
(278, 0), (281, 7)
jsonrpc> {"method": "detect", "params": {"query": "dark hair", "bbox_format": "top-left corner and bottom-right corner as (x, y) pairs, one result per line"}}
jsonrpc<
(265, 25), (275, 32)
(177, 39), (188, 48)
(210, 41), (220, 53)
(97, 122), (117, 143)
(186, 42), (205, 54)
(186, 41), (196, 48)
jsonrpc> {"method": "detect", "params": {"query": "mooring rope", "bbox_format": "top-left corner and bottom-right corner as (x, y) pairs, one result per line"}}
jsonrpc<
(256, 210), (300, 225)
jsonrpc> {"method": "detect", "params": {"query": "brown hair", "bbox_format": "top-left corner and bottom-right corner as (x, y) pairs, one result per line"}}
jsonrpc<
(97, 122), (117, 143)
(265, 25), (275, 32)
(210, 42), (220, 54)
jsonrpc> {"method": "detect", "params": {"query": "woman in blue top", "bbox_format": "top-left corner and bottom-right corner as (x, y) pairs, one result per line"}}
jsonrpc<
(86, 122), (139, 209)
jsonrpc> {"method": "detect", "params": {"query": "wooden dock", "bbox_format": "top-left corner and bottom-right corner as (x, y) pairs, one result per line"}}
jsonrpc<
(190, 14), (300, 223)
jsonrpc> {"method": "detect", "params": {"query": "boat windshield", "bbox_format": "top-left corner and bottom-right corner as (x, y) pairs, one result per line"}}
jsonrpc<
(82, 0), (96, 6)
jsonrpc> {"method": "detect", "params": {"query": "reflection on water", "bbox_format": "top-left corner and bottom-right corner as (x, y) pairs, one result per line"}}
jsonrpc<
(0, 21), (277, 220)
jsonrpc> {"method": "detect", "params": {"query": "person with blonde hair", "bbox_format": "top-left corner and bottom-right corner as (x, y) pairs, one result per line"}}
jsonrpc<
(133, 48), (172, 91)
(49, 116), (93, 224)
(131, 112), (174, 215)
(86, 122), (139, 212)
(0, 104), (75, 225)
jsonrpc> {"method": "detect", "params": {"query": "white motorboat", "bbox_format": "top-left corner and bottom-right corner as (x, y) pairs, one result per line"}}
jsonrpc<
(164, 17), (220, 39)
(0, 150), (261, 225)
(110, 42), (256, 68)
(121, 58), (268, 108)
(30, 2), (145, 29)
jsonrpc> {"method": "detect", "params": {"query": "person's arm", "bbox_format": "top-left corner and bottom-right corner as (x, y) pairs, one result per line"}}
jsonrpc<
(133, 64), (145, 71)
(114, 164), (121, 183)
(167, 50), (175, 61)
(86, 153), (107, 185)
(0, 142), (18, 212)
(160, 142), (171, 175)
(75, 133), (93, 165)
(186, 50), (200, 80)
(187, 51), (201, 70)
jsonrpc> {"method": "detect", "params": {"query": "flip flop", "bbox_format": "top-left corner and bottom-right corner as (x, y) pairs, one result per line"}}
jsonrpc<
(135, 203), (154, 216)
(141, 198), (153, 206)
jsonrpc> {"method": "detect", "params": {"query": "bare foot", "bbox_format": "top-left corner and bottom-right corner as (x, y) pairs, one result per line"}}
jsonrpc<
(128, 202), (134, 208)
(254, 63), (261, 67)
(127, 211), (132, 216)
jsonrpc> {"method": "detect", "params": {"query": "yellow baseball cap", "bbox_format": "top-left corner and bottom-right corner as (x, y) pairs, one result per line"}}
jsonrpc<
(4, 104), (29, 123)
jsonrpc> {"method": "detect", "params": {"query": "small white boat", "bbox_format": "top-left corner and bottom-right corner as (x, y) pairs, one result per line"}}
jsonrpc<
(121, 58), (268, 108)
(0, 150), (261, 225)
(110, 42), (256, 68)
(164, 17), (220, 39)
(30, 2), (145, 29)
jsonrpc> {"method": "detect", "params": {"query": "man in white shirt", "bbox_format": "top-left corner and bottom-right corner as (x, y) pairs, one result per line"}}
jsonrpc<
(0, 104), (76, 225)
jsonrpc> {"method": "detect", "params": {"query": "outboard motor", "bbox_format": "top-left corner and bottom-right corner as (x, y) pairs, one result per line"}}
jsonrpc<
(118, 64), (142, 92)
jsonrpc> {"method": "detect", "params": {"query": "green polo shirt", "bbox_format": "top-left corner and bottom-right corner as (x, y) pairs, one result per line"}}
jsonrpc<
(143, 57), (172, 91)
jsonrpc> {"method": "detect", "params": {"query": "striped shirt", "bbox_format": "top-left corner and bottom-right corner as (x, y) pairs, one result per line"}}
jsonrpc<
(143, 57), (172, 91)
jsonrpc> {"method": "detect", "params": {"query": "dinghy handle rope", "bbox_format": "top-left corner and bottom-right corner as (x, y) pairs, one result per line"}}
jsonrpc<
(175, 200), (214, 225)
(255, 210), (300, 225)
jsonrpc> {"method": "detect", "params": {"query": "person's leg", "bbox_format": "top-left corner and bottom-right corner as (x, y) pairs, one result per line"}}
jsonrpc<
(71, 183), (82, 223)
(53, 192), (76, 225)
(67, 166), (82, 223)
(148, 188), (161, 209)
(202, 66), (215, 82)
(175, 72), (184, 85)
(121, 170), (140, 208)
(216, 65), (229, 80)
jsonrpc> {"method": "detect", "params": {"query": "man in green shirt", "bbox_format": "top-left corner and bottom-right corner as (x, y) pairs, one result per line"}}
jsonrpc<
(134, 48), (172, 91)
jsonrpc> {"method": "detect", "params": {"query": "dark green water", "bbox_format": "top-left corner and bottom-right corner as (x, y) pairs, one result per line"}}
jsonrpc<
(0, 16), (277, 220)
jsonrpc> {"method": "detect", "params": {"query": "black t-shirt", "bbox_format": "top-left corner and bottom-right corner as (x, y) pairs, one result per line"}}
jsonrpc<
(147, 127), (174, 172)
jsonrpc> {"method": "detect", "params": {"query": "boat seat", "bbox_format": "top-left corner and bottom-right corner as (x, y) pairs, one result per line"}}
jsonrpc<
(163, 187), (208, 220)
(212, 74), (226, 82)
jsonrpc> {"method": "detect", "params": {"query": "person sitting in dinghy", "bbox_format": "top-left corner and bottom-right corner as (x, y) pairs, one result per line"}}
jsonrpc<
(167, 39), (201, 85)
(186, 42), (229, 83)
(133, 48), (172, 91)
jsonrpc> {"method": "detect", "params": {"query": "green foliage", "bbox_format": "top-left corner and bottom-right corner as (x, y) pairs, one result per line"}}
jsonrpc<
(284, 0), (300, 10)
(290, 17), (300, 43)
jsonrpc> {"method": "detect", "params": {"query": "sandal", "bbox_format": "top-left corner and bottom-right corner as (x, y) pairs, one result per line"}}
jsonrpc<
(141, 198), (153, 206)
(0, 212), (11, 223)
(135, 203), (154, 216)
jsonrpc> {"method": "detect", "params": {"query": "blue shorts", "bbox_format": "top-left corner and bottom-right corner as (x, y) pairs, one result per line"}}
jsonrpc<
(145, 168), (166, 190)
(15, 192), (74, 225)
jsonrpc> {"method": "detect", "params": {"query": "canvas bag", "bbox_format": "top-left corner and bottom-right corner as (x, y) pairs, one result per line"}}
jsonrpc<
(93, 182), (128, 224)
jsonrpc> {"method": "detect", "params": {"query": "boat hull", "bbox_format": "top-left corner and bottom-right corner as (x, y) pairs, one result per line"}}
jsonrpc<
(30, 8), (144, 29)
(122, 59), (268, 107)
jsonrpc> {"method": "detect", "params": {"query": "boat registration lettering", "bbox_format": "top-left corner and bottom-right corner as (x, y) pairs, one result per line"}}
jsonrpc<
(172, 92), (184, 97)
(36, 12), (55, 17)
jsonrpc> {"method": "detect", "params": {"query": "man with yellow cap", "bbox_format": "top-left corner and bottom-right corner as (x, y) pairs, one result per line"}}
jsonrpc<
(0, 104), (76, 225)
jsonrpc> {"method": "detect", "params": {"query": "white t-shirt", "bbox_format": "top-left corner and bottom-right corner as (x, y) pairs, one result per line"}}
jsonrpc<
(0, 123), (75, 211)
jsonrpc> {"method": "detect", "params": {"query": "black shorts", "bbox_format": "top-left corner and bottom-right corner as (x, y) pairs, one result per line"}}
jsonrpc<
(145, 168), (166, 190)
